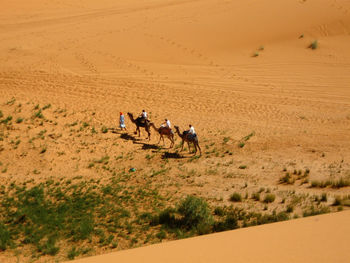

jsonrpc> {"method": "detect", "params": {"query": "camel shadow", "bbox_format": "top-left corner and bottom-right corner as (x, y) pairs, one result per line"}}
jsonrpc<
(120, 133), (136, 141)
(161, 151), (184, 159)
(132, 141), (161, 150)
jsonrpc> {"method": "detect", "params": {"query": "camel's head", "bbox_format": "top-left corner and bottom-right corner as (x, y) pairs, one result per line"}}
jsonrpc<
(127, 112), (133, 117)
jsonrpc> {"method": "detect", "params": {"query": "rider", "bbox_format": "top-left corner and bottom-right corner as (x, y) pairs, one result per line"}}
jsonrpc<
(139, 109), (148, 123)
(161, 118), (171, 128)
(188, 124), (196, 139)
(161, 118), (173, 134)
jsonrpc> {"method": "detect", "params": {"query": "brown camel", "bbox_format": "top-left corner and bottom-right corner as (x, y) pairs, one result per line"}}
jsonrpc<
(174, 126), (201, 155)
(150, 123), (175, 148)
(127, 112), (151, 140)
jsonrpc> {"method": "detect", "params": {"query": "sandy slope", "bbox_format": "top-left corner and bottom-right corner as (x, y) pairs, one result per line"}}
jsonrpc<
(71, 210), (350, 263)
(1, 0), (350, 261)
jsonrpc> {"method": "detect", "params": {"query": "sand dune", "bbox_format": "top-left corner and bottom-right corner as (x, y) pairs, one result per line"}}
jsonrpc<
(71, 210), (350, 263)
(1, 0), (350, 261)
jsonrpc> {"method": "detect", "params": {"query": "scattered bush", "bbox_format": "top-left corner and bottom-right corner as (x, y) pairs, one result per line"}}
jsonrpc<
(229, 192), (242, 202)
(101, 126), (108, 133)
(309, 40), (318, 50)
(177, 195), (213, 229)
(263, 194), (276, 203)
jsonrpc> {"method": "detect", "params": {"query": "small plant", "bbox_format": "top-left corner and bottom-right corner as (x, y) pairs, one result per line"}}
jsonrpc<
(101, 126), (108, 133)
(1, 116), (12, 124)
(252, 52), (259, 57)
(40, 147), (47, 154)
(309, 40), (318, 50)
(177, 195), (213, 229)
(229, 192), (242, 202)
(67, 246), (80, 260)
(42, 104), (51, 110)
(16, 117), (23, 123)
(251, 192), (260, 201)
(238, 165), (247, 169)
(263, 194), (275, 203)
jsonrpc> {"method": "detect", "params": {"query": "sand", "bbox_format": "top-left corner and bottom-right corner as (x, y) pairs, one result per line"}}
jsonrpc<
(1, 0), (350, 261)
(71, 210), (350, 263)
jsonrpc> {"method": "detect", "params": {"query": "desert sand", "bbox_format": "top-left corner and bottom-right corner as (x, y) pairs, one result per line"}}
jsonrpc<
(71, 210), (350, 263)
(1, 0), (350, 261)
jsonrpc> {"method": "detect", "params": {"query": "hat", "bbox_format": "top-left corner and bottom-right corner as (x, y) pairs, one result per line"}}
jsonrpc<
(120, 112), (123, 115)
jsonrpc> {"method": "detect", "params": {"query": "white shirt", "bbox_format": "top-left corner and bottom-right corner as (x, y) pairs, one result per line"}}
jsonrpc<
(142, 111), (147, 118)
(166, 120), (171, 128)
(189, 126), (195, 134)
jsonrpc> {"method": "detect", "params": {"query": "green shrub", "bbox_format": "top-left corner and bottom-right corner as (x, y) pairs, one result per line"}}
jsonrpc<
(263, 194), (275, 203)
(229, 192), (242, 202)
(214, 207), (225, 216)
(0, 223), (11, 251)
(101, 126), (108, 133)
(16, 117), (23, 123)
(251, 192), (260, 201)
(309, 40), (318, 50)
(177, 195), (213, 229)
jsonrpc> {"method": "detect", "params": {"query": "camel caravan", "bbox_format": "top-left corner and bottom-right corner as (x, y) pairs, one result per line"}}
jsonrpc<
(121, 111), (201, 155)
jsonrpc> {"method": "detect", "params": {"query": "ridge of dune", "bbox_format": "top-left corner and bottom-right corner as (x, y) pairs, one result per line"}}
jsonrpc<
(71, 211), (350, 263)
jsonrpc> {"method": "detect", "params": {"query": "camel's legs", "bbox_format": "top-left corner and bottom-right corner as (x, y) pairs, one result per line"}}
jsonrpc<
(196, 143), (202, 155)
(180, 140), (185, 151)
(187, 141), (191, 153)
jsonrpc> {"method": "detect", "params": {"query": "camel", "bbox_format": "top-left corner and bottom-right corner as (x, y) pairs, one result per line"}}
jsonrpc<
(127, 112), (151, 140)
(174, 126), (201, 155)
(150, 123), (175, 148)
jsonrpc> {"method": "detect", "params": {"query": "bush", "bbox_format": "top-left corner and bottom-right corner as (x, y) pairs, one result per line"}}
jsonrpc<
(263, 194), (275, 203)
(251, 192), (260, 201)
(101, 126), (108, 133)
(213, 213), (238, 232)
(177, 195), (213, 229)
(309, 40), (318, 50)
(0, 223), (11, 251)
(229, 192), (242, 202)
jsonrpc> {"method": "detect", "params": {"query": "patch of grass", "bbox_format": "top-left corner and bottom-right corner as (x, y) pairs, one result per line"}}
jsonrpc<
(40, 147), (47, 154)
(251, 192), (260, 201)
(310, 178), (350, 189)
(309, 40), (318, 50)
(223, 137), (230, 144)
(15, 117), (23, 124)
(32, 110), (44, 119)
(101, 126), (108, 133)
(263, 194), (275, 203)
(229, 192), (242, 202)
(238, 165), (247, 169)
(42, 104), (51, 110)
(1, 116), (12, 124)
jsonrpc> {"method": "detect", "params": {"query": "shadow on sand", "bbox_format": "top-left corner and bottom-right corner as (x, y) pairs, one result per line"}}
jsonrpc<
(161, 151), (184, 159)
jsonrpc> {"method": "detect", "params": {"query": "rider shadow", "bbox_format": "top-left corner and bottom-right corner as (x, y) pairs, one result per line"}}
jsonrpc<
(161, 151), (184, 159)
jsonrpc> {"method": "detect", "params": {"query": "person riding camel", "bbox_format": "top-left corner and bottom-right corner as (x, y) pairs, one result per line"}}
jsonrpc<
(188, 124), (196, 139)
(139, 110), (148, 123)
(161, 118), (174, 134)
